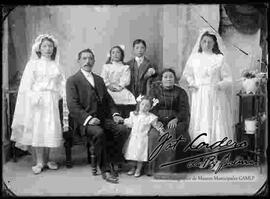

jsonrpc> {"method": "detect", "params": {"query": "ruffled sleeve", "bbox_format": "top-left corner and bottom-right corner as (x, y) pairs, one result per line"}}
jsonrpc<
(182, 54), (196, 86)
(149, 113), (158, 126)
(124, 111), (134, 128)
(217, 56), (233, 90)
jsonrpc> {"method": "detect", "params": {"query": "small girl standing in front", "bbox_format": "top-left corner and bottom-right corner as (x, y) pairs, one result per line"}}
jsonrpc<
(123, 95), (164, 177)
(101, 45), (136, 118)
(11, 34), (67, 174)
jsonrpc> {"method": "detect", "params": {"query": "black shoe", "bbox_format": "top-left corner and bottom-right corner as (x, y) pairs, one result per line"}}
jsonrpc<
(66, 162), (73, 168)
(112, 170), (119, 178)
(110, 163), (119, 177)
(102, 172), (119, 184)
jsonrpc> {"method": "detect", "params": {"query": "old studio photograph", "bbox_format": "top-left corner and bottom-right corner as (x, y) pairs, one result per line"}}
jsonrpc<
(2, 4), (268, 196)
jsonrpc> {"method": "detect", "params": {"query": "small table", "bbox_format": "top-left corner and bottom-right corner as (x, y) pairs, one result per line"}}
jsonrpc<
(236, 91), (266, 173)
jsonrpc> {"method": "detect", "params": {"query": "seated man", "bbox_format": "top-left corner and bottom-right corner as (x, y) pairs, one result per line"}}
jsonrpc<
(66, 48), (129, 184)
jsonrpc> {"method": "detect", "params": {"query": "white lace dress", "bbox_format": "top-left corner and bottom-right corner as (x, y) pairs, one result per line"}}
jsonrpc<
(183, 52), (234, 145)
(123, 111), (158, 162)
(11, 57), (65, 150)
(101, 62), (136, 105)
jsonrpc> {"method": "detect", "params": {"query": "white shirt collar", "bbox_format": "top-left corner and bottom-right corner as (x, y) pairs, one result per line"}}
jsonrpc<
(135, 56), (144, 62)
(81, 68), (93, 77)
(135, 56), (144, 67)
(81, 68), (95, 87)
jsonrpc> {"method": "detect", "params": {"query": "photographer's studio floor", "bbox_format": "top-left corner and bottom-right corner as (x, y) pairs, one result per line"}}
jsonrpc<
(3, 145), (267, 196)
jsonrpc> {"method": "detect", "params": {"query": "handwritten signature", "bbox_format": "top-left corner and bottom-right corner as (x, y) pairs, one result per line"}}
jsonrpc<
(149, 132), (256, 173)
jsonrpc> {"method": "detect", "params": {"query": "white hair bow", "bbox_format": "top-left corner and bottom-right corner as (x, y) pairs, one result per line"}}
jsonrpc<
(119, 44), (125, 51)
(136, 94), (144, 102)
(136, 94), (159, 108)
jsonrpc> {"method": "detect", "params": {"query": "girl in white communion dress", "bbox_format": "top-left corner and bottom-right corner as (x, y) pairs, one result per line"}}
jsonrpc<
(11, 34), (68, 174)
(181, 28), (234, 169)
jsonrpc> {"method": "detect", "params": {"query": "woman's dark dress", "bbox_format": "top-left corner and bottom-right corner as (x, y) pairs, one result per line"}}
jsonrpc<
(148, 82), (191, 174)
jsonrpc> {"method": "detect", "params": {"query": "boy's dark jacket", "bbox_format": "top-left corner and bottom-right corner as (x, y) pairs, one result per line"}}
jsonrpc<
(126, 57), (158, 97)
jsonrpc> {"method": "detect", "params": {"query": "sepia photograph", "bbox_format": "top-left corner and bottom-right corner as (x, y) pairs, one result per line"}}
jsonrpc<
(2, 3), (268, 196)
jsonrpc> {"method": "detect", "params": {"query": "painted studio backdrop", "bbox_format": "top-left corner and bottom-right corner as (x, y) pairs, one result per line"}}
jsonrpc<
(2, 5), (267, 157)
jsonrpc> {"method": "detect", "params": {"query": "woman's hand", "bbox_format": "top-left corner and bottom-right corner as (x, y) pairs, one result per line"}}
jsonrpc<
(167, 118), (178, 129)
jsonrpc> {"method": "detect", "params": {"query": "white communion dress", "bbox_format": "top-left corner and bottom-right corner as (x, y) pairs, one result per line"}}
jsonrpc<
(101, 61), (136, 105)
(11, 57), (65, 150)
(183, 52), (234, 145)
(123, 111), (158, 162)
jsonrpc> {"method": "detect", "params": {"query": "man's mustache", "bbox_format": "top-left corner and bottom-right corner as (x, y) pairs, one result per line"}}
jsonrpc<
(84, 64), (92, 67)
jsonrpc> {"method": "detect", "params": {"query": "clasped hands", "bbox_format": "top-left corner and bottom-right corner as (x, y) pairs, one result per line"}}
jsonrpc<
(108, 83), (124, 92)
(188, 82), (223, 92)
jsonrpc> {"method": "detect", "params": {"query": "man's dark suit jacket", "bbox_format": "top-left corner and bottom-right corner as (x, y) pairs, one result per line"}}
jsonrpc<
(126, 57), (158, 98)
(66, 70), (118, 136)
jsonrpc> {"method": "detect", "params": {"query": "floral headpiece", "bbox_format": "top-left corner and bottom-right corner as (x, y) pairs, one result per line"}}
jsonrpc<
(33, 34), (58, 52)
(30, 34), (59, 61)
(136, 95), (159, 109)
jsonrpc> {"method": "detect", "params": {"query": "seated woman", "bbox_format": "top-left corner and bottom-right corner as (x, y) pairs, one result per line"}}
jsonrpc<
(147, 68), (191, 176)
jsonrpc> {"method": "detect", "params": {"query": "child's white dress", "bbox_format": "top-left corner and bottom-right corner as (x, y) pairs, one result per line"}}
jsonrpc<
(11, 57), (65, 150)
(101, 61), (136, 105)
(124, 111), (158, 162)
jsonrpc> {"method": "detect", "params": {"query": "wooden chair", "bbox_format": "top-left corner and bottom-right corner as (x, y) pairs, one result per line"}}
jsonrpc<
(59, 100), (97, 175)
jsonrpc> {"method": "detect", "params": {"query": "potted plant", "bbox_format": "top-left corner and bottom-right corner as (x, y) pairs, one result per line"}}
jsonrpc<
(241, 70), (260, 94)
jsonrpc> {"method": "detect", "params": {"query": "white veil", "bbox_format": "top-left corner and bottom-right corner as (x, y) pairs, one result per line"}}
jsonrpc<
(181, 27), (232, 91)
(11, 34), (69, 151)
(181, 27), (235, 140)
(189, 28), (226, 59)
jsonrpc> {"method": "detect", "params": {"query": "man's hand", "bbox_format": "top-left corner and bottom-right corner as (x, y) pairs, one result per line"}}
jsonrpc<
(167, 118), (178, 129)
(113, 115), (124, 124)
(88, 117), (100, 125)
